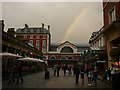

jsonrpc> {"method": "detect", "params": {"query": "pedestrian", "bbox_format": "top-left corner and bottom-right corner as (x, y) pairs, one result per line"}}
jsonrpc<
(87, 70), (93, 86)
(74, 64), (80, 84)
(15, 63), (23, 85)
(115, 72), (120, 90)
(44, 64), (48, 71)
(107, 67), (111, 81)
(45, 69), (50, 79)
(63, 65), (67, 76)
(86, 67), (89, 77)
(8, 66), (16, 84)
(53, 65), (57, 76)
(93, 66), (98, 86)
(109, 64), (118, 90)
(73, 65), (76, 76)
(56, 65), (60, 77)
(68, 66), (72, 76)
(80, 69), (85, 84)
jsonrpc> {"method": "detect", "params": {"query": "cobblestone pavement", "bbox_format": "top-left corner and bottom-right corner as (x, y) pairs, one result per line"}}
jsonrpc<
(2, 68), (112, 88)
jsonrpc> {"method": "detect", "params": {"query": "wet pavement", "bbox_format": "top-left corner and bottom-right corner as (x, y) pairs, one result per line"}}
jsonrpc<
(2, 68), (112, 88)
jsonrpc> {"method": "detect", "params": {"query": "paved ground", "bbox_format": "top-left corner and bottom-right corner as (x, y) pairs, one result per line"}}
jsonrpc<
(2, 68), (112, 88)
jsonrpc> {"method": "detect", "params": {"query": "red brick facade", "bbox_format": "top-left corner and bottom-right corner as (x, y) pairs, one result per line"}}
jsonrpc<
(103, 2), (120, 28)
(19, 34), (48, 52)
(15, 24), (51, 53)
(103, 1), (120, 67)
(48, 55), (79, 60)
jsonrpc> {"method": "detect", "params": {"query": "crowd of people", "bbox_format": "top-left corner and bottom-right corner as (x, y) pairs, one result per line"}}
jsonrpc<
(7, 62), (120, 89)
(50, 64), (99, 87)
(49, 63), (120, 88)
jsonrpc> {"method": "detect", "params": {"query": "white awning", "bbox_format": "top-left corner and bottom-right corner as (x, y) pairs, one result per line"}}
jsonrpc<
(17, 57), (45, 62)
(0, 52), (22, 58)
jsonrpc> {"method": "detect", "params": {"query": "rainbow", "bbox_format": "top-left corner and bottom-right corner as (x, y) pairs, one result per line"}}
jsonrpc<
(61, 7), (89, 43)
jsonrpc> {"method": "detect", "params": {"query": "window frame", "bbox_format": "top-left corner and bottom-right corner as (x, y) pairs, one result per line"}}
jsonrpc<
(108, 6), (116, 24)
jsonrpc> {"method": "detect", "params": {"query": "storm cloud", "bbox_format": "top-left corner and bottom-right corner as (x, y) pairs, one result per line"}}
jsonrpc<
(2, 2), (103, 43)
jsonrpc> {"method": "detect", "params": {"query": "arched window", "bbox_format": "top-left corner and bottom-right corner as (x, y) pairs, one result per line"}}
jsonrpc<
(50, 57), (56, 60)
(60, 46), (73, 53)
(68, 57), (73, 60)
(61, 57), (66, 60)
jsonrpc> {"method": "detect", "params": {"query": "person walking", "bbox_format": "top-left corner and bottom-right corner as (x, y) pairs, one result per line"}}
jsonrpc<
(87, 69), (93, 86)
(63, 65), (68, 76)
(56, 65), (60, 77)
(44, 64), (48, 71)
(109, 64), (118, 90)
(15, 63), (23, 85)
(115, 72), (120, 90)
(53, 65), (57, 76)
(86, 67), (89, 77)
(73, 65), (76, 76)
(74, 64), (80, 84)
(93, 66), (98, 86)
(68, 66), (72, 76)
(80, 69), (85, 84)
(8, 66), (16, 84)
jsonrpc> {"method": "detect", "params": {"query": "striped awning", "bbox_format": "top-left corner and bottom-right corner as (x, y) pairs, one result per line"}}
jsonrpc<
(90, 47), (105, 50)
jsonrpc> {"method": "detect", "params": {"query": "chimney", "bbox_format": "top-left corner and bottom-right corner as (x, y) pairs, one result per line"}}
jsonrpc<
(7, 28), (15, 37)
(48, 25), (50, 30)
(42, 23), (44, 28)
(0, 20), (4, 31)
(25, 24), (29, 28)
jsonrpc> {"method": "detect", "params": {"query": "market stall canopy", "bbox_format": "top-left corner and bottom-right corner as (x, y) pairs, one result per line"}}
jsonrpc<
(0, 52), (22, 58)
(17, 57), (45, 62)
(90, 47), (105, 50)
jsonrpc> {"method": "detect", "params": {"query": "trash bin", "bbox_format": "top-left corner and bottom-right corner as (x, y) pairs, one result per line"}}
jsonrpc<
(45, 70), (49, 79)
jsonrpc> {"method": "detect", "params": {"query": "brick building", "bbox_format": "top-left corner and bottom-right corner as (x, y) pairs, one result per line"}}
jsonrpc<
(103, 1), (120, 67)
(15, 23), (89, 66)
(103, 1), (120, 28)
(88, 1), (120, 68)
(44, 41), (89, 66)
(15, 23), (51, 53)
(0, 20), (43, 75)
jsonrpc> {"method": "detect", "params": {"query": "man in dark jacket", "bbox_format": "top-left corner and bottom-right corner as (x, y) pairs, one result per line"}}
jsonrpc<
(75, 65), (80, 83)
(57, 65), (60, 77)
(16, 63), (23, 85)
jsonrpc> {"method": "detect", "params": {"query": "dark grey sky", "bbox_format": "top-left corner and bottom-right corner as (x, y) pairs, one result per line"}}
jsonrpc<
(2, 2), (103, 43)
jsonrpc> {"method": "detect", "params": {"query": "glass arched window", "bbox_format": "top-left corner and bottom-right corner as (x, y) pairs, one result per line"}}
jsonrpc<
(61, 46), (73, 53)
(50, 57), (55, 60)
(68, 57), (73, 60)
(61, 57), (66, 60)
